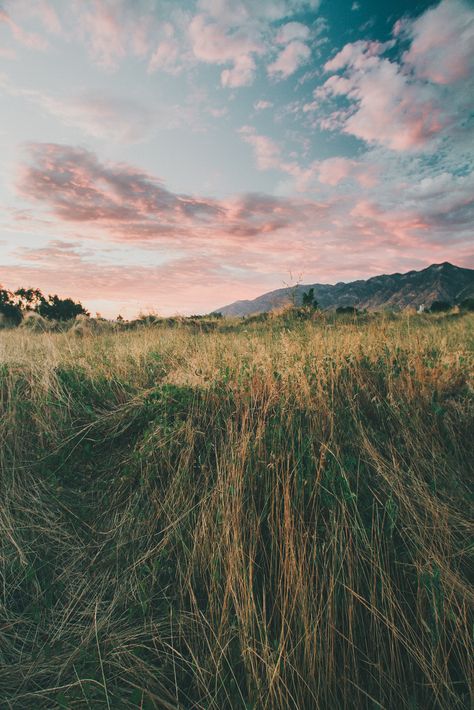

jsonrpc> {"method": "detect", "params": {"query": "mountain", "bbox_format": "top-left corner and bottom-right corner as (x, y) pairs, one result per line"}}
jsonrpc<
(217, 263), (474, 316)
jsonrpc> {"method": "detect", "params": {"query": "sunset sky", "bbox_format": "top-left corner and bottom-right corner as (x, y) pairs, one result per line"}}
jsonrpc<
(0, 0), (473, 317)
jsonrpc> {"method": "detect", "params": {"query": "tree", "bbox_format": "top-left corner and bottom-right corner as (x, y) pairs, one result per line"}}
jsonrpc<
(302, 288), (319, 309)
(37, 294), (89, 321)
(14, 287), (44, 311)
(430, 300), (452, 313)
(459, 297), (474, 312)
(0, 287), (22, 325)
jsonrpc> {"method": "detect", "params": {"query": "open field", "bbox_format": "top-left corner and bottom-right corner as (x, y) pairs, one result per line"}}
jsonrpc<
(0, 313), (473, 709)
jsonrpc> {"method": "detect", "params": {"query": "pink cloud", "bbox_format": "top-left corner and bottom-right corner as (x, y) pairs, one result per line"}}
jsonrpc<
(0, 74), (203, 142)
(254, 100), (273, 111)
(0, 7), (49, 50)
(187, 2), (319, 87)
(324, 40), (394, 72)
(221, 54), (256, 87)
(17, 144), (222, 236)
(16, 143), (321, 247)
(317, 157), (354, 186)
(1, 246), (272, 318)
(316, 2), (473, 151)
(8, 142), (472, 318)
(189, 13), (263, 87)
(148, 38), (181, 74)
(267, 40), (311, 78)
(11, 0), (61, 35)
(73, 0), (152, 69)
(276, 22), (310, 44)
(238, 129), (378, 190)
(402, 0), (474, 85)
(320, 47), (446, 150)
(239, 127), (282, 170)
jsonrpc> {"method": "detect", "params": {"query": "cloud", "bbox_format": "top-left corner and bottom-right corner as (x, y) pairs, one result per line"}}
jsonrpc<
(16, 143), (317, 247)
(0, 5), (49, 50)
(316, 157), (356, 186)
(189, 13), (263, 87)
(314, 1), (474, 151)
(402, 0), (474, 85)
(276, 22), (310, 44)
(17, 143), (222, 236)
(188, 0), (319, 87)
(2, 244), (272, 317)
(254, 99), (273, 110)
(238, 127), (378, 189)
(2, 0), (322, 86)
(221, 54), (257, 87)
(7, 139), (473, 316)
(69, 0), (157, 69)
(318, 44), (445, 150)
(5, 0), (61, 34)
(268, 40), (311, 78)
(324, 39), (393, 72)
(42, 93), (156, 143)
(0, 75), (204, 142)
(239, 127), (282, 170)
(148, 38), (181, 74)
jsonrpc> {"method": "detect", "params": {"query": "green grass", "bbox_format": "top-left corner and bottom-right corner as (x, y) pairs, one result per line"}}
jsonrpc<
(0, 312), (473, 708)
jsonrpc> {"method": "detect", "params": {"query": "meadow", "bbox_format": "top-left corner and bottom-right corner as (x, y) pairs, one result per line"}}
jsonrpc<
(0, 311), (472, 709)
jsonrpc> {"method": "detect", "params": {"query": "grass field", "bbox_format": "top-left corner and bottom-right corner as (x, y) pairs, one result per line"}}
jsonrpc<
(0, 312), (473, 708)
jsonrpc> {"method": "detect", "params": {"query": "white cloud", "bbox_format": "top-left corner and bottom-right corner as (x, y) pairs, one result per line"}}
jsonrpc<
(268, 40), (311, 78)
(148, 38), (181, 74)
(276, 22), (310, 44)
(402, 0), (474, 85)
(315, 1), (474, 154)
(254, 100), (273, 110)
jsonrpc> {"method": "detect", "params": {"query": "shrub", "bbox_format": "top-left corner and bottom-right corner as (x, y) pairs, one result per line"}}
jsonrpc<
(429, 300), (452, 312)
(459, 297), (474, 311)
(37, 294), (89, 321)
(0, 288), (23, 326)
(336, 305), (358, 315)
(301, 287), (319, 309)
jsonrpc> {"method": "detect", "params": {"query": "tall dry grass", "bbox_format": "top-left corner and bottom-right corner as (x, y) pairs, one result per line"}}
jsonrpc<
(0, 313), (472, 708)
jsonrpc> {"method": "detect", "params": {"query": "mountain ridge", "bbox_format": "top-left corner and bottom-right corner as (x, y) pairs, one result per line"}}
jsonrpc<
(217, 262), (474, 316)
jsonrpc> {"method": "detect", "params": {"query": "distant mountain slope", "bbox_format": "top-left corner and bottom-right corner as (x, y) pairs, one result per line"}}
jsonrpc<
(217, 263), (474, 316)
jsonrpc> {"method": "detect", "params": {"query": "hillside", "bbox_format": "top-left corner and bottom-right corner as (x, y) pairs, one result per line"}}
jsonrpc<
(217, 262), (474, 316)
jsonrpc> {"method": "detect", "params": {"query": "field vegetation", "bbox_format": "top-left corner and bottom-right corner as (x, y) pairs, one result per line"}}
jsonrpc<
(0, 311), (472, 708)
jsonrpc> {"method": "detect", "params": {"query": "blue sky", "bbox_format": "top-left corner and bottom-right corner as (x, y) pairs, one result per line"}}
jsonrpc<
(0, 0), (473, 316)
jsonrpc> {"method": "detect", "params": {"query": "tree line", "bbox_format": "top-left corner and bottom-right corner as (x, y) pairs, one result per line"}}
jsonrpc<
(0, 286), (88, 324)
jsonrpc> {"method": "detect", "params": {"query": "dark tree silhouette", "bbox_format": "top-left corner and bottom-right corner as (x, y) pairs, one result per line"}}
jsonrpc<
(302, 288), (319, 309)
(430, 300), (452, 313)
(14, 287), (44, 310)
(37, 294), (89, 321)
(459, 297), (474, 312)
(0, 287), (23, 325)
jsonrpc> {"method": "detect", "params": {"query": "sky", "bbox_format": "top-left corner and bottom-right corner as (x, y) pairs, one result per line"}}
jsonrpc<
(0, 0), (473, 317)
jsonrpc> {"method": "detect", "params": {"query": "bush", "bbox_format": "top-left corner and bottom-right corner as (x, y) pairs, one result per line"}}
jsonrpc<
(302, 287), (319, 309)
(37, 294), (89, 321)
(0, 301), (22, 326)
(0, 288), (23, 326)
(429, 300), (452, 312)
(459, 297), (474, 311)
(336, 305), (359, 315)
